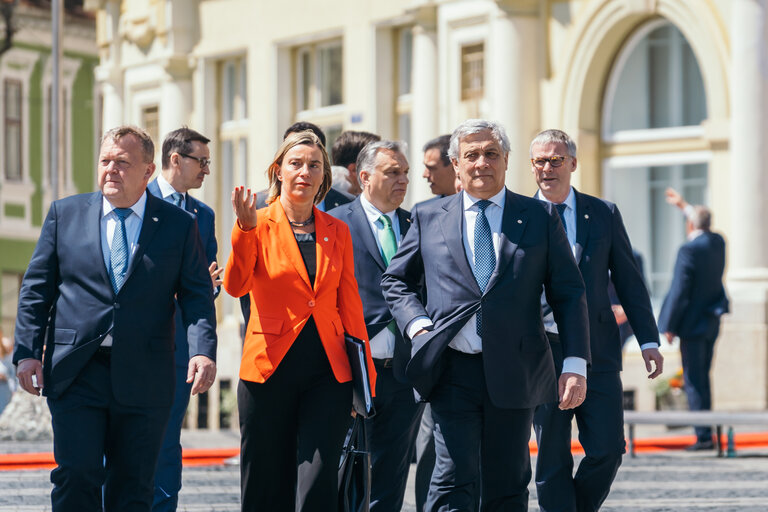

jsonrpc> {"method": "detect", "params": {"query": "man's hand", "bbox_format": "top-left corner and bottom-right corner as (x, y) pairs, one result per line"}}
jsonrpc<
(187, 355), (217, 395)
(232, 186), (258, 231)
(17, 359), (44, 396)
(209, 261), (224, 288)
(642, 347), (664, 379)
(664, 332), (675, 343)
(412, 329), (428, 338)
(665, 187), (688, 212)
(558, 372), (586, 410)
(611, 304), (627, 325)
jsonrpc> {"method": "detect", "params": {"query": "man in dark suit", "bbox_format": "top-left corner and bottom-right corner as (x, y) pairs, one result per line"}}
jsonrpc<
(13, 126), (218, 512)
(329, 140), (423, 511)
(382, 119), (590, 511)
(147, 127), (221, 512)
(529, 129), (663, 512)
(331, 130), (382, 196)
(659, 205), (728, 451)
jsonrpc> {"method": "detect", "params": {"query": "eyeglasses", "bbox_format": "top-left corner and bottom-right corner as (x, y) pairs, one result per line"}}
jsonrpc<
(178, 153), (211, 169)
(531, 156), (569, 169)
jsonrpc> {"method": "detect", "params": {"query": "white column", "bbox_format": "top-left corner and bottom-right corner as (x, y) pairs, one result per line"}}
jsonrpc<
(729, 0), (768, 277)
(409, 8), (438, 205)
(159, 66), (193, 137)
(491, 2), (540, 193)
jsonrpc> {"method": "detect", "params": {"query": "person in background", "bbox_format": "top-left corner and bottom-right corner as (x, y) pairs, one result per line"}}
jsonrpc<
(223, 131), (375, 511)
(147, 126), (222, 512)
(421, 135), (455, 198)
(0, 330), (14, 414)
(331, 130), (382, 196)
(658, 201), (728, 451)
(329, 140), (422, 511)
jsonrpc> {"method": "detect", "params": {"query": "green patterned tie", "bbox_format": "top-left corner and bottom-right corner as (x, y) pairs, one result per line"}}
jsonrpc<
(379, 215), (398, 335)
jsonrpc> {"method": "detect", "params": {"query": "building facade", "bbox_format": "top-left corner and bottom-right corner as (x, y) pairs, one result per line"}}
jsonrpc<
(84, 0), (768, 423)
(0, 2), (98, 339)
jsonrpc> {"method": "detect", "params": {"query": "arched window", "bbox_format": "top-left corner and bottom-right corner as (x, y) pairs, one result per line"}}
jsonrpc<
(602, 20), (708, 300)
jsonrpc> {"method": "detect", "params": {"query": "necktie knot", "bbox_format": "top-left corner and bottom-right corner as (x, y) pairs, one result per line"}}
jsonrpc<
(476, 199), (491, 213)
(379, 214), (392, 229)
(114, 208), (132, 221)
(171, 193), (183, 207)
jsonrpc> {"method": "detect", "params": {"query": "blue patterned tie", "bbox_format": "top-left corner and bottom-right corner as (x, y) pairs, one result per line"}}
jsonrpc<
(473, 200), (495, 335)
(171, 192), (183, 208)
(555, 203), (568, 236)
(109, 208), (132, 293)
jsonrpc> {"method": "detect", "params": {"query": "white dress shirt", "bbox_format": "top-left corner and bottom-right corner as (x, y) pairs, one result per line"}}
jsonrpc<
(360, 194), (401, 359)
(156, 174), (186, 209)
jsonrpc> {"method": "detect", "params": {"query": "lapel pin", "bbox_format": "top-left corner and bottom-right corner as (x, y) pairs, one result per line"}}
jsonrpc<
(323, 237), (329, 242)
(584, 214), (589, 219)
(517, 219), (522, 224)
(152, 217), (158, 222)
(194, 208), (198, 213)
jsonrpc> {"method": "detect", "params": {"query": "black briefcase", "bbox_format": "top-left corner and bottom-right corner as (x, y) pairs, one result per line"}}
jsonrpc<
(338, 414), (371, 512)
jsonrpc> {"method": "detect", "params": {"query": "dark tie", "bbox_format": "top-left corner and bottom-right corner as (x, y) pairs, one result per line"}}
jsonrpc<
(473, 200), (495, 335)
(555, 203), (568, 236)
(171, 192), (183, 208)
(109, 208), (132, 293)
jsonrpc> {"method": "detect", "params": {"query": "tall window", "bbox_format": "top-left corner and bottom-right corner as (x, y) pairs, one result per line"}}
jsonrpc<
(46, 85), (70, 194)
(141, 105), (159, 151)
(460, 43), (484, 101)
(4, 79), (22, 181)
(295, 40), (343, 115)
(602, 21), (708, 300)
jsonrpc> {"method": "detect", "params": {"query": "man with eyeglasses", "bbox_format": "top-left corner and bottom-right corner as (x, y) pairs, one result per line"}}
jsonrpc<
(530, 129), (664, 512)
(148, 127), (222, 512)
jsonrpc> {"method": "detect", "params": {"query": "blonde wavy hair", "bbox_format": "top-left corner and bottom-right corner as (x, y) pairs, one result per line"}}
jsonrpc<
(266, 131), (332, 206)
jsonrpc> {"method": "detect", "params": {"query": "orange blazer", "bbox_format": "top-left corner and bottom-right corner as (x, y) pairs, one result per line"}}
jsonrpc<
(223, 199), (376, 391)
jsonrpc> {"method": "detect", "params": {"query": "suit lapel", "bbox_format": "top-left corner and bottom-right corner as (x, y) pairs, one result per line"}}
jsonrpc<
(397, 208), (411, 239)
(122, 191), (161, 288)
(314, 208), (337, 292)
(439, 194), (480, 294)
(348, 199), (387, 270)
(486, 190), (526, 293)
(268, 200), (313, 290)
(574, 189), (590, 265)
(87, 192), (113, 293)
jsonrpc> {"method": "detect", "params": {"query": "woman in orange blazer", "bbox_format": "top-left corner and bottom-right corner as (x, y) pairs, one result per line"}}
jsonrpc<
(223, 131), (375, 512)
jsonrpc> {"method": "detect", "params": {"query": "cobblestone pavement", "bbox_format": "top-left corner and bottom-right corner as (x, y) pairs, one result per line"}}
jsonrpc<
(3, 449), (768, 511)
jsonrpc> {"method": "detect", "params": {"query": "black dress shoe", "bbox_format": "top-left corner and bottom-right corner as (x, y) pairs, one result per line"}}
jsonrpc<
(685, 440), (715, 451)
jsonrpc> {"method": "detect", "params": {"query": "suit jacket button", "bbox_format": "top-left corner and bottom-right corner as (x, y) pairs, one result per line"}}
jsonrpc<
(114, 303), (120, 309)
(308, 299), (316, 307)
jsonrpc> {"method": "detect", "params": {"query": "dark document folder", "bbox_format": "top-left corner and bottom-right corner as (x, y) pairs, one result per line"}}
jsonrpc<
(344, 334), (376, 418)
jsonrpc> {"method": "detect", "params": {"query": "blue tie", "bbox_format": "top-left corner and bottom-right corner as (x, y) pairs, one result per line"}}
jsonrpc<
(555, 203), (568, 236)
(171, 192), (183, 208)
(109, 208), (132, 294)
(473, 200), (495, 335)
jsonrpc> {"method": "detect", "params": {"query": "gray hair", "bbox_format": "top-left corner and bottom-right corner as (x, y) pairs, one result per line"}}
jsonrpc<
(356, 140), (408, 179)
(529, 129), (577, 158)
(101, 126), (155, 163)
(448, 119), (511, 161)
(688, 205), (712, 231)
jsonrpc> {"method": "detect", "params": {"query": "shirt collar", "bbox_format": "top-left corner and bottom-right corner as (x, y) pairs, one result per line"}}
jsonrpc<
(462, 187), (506, 212)
(360, 193), (397, 226)
(688, 229), (704, 241)
(535, 186), (575, 211)
(157, 173), (183, 201)
(102, 191), (147, 221)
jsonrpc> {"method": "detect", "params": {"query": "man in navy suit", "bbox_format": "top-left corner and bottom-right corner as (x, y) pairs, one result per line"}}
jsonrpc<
(147, 127), (221, 512)
(659, 205), (728, 451)
(329, 140), (423, 511)
(13, 126), (217, 512)
(382, 119), (590, 511)
(529, 129), (663, 512)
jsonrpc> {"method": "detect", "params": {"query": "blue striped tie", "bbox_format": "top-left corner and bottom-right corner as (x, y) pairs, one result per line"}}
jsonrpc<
(171, 192), (183, 207)
(109, 208), (132, 293)
(555, 203), (568, 236)
(473, 200), (495, 336)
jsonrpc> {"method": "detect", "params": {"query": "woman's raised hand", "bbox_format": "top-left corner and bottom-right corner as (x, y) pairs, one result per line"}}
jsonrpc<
(232, 186), (258, 230)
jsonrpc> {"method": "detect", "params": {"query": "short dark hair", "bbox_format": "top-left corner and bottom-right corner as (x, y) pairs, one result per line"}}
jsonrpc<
(283, 122), (326, 147)
(423, 134), (451, 167)
(331, 130), (381, 167)
(162, 127), (211, 169)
